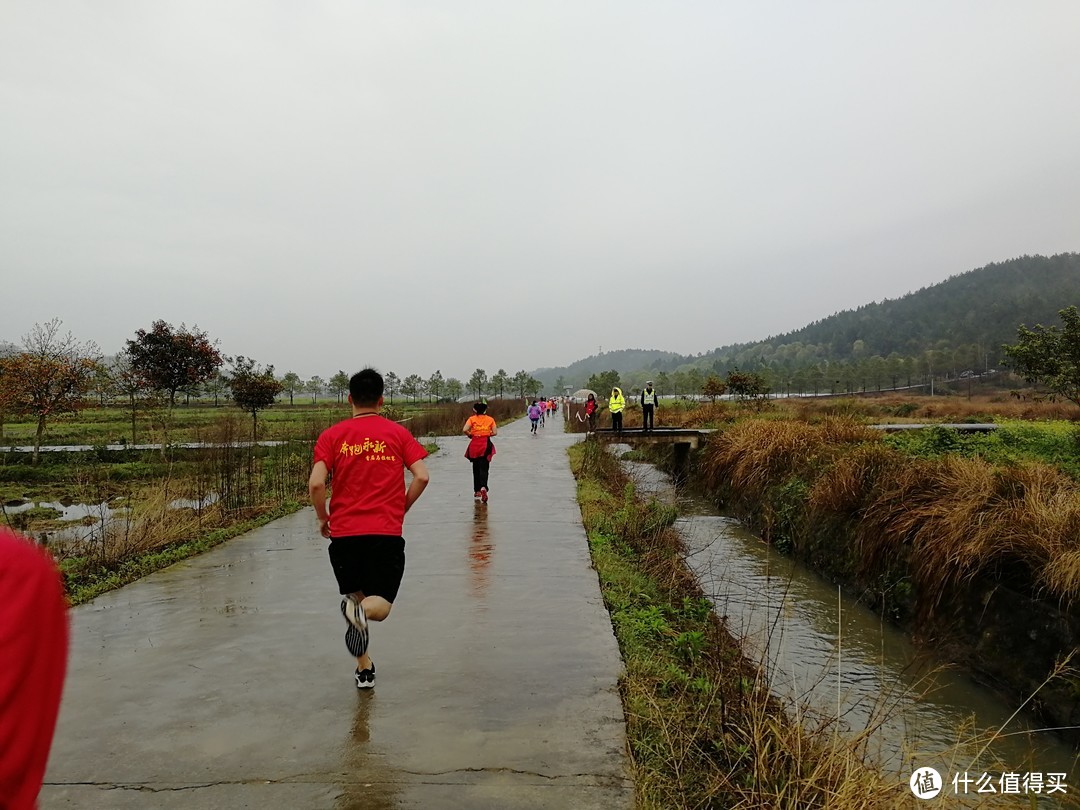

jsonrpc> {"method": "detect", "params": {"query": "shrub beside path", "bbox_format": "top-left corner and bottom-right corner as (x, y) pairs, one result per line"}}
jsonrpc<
(41, 417), (632, 809)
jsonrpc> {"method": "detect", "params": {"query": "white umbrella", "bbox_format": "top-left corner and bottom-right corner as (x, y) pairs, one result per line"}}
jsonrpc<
(570, 388), (597, 401)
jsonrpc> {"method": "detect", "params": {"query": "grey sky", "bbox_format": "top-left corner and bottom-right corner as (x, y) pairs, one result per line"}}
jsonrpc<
(3, 1), (1079, 383)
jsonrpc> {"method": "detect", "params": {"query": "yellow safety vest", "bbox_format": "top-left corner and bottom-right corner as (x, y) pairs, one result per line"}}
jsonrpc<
(609, 390), (625, 413)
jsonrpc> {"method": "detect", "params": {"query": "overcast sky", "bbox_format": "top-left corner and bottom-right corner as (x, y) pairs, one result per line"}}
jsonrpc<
(3, 1), (1079, 382)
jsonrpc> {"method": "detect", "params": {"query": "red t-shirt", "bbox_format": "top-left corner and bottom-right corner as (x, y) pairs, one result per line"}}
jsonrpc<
(313, 414), (428, 537)
(0, 529), (69, 810)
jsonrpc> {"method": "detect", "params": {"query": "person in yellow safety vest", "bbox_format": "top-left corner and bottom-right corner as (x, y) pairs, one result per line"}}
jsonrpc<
(608, 386), (626, 435)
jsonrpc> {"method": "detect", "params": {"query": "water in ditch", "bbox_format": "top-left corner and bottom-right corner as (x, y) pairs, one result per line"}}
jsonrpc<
(618, 451), (1079, 800)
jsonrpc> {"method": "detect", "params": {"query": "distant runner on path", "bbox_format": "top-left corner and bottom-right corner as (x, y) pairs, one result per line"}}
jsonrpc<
(528, 400), (543, 434)
(309, 369), (430, 689)
(463, 400), (497, 503)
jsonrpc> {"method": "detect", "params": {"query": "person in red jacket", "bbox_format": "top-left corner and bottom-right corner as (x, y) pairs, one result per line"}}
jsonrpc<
(583, 393), (599, 431)
(0, 528), (69, 810)
(463, 401), (498, 502)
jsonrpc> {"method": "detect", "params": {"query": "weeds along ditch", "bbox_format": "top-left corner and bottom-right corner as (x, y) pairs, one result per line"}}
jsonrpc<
(570, 439), (913, 809)
(1, 416), (318, 604)
(671, 416), (1080, 753)
(622, 444), (1080, 802)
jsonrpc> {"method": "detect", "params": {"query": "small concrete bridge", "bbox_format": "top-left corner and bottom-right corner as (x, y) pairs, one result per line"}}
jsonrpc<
(589, 427), (714, 449)
(588, 427), (714, 480)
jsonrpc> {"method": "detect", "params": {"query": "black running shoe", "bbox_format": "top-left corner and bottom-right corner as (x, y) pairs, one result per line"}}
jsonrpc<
(341, 595), (368, 658)
(355, 661), (376, 689)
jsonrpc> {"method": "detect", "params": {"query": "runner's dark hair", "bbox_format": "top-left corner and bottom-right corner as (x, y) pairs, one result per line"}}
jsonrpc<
(349, 369), (384, 406)
(474, 402), (487, 414)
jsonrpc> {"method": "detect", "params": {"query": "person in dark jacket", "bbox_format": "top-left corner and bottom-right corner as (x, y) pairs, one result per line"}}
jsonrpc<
(641, 381), (658, 432)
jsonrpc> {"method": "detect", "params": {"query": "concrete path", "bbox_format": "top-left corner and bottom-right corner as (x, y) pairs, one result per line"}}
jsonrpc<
(41, 417), (633, 809)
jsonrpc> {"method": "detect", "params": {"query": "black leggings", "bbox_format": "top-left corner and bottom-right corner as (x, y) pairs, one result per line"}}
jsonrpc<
(612, 411), (623, 432)
(471, 457), (490, 492)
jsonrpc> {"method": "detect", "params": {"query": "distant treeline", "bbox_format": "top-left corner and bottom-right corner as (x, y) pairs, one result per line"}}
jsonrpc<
(535, 253), (1080, 394)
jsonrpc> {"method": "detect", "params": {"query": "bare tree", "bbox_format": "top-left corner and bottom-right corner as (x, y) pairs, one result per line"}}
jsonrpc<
(109, 349), (156, 445)
(0, 319), (101, 463)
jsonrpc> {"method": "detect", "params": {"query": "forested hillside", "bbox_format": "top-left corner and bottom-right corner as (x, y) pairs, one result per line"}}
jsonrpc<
(737, 253), (1080, 366)
(532, 349), (684, 392)
(535, 253), (1080, 394)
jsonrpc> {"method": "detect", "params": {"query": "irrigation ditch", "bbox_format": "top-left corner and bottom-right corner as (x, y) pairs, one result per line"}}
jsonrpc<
(595, 424), (1080, 806)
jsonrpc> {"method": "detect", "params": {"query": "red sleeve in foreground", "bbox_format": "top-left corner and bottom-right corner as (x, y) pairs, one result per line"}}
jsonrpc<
(0, 529), (69, 810)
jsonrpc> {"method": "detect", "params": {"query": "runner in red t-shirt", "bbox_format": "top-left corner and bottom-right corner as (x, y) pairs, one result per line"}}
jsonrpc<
(309, 369), (430, 688)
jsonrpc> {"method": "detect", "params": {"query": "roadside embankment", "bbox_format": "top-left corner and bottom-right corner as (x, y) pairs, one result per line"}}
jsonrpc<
(677, 418), (1080, 742)
(570, 439), (906, 808)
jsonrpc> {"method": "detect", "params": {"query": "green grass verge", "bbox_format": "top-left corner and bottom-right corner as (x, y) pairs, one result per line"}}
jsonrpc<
(883, 419), (1080, 478)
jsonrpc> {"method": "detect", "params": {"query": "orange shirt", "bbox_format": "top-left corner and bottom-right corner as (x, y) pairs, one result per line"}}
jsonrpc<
(466, 414), (496, 437)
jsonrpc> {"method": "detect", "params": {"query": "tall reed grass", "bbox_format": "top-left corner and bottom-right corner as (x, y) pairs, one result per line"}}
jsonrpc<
(401, 398), (524, 436)
(40, 414), (316, 598)
(574, 439), (917, 808)
(692, 417), (1080, 746)
(700, 418), (1080, 608)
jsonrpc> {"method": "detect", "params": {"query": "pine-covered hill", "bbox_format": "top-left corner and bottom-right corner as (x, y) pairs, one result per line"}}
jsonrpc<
(534, 253), (1080, 389)
(758, 253), (1080, 363)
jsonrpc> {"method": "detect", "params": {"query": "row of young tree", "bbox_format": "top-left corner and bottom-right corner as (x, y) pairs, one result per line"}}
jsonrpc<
(276, 368), (544, 406)
(583, 354), (954, 403)
(626, 253), (1079, 380)
(0, 320), (281, 461)
(582, 368), (769, 403)
(0, 319), (549, 461)
(585, 306), (1080, 409)
(6, 304), (1077, 463)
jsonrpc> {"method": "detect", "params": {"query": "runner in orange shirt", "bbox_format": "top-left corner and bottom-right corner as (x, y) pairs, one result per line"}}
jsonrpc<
(463, 401), (498, 502)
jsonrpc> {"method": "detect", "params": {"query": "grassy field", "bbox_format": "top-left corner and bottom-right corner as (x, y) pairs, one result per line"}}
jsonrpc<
(0, 397), (527, 447)
(1, 398), (519, 603)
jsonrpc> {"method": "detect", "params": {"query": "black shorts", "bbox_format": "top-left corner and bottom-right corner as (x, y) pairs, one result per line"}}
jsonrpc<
(327, 535), (406, 602)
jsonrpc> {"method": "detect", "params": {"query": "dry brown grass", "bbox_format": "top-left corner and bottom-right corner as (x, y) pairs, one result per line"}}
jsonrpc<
(701, 417), (1080, 613)
(574, 439), (913, 808)
(701, 418), (877, 501)
(48, 483), (211, 566)
(854, 457), (1080, 613)
(806, 443), (903, 517)
(787, 393), (1080, 423)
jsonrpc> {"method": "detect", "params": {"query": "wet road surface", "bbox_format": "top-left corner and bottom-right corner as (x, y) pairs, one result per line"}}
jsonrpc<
(41, 417), (632, 809)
